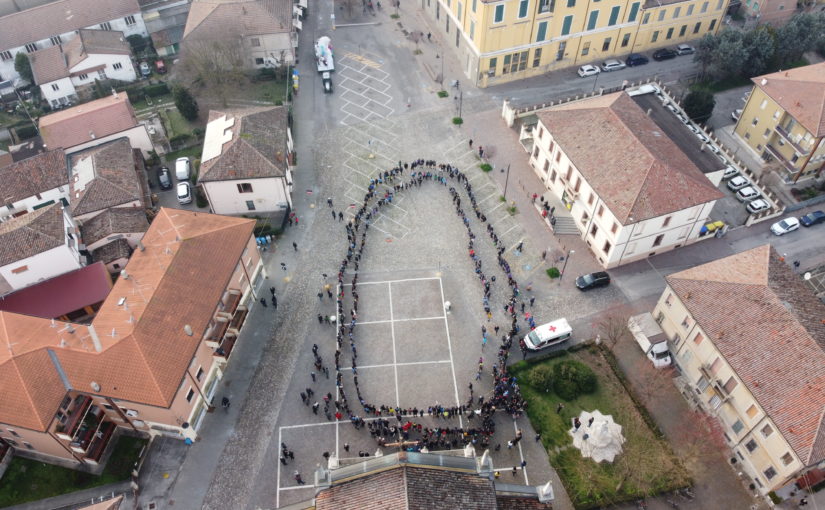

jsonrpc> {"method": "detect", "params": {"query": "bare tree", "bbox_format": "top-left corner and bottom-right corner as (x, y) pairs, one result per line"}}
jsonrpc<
(409, 31), (423, 53)
(672, 409), (728, 471)
(595, 313), (631, 351)
(339, 0), (358, 18)
(178, 38), (248, 107)
(632, 357), (676, 406)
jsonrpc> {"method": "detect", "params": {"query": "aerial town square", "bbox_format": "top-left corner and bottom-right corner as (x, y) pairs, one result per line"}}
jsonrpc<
(0, 0), (824, 509)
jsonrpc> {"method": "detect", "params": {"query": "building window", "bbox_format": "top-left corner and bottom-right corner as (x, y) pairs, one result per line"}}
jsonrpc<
(0, 50), (12, 60)
(693, 21), (701, 33)
(24, 442), (34, 450)
(186, 389), (195, 402)
(549, 169), (557, 182)
(709, 395), (722, 409)
(651, 31), (659, 43)
(196, 367), (204, 381)
(565, 166), (573, 181)
(533, 146), (540, 158)
(503, 51), (528, 73)
(621, 33), (631, 47)
(472, 0), (477, 12)
(561, 15), (573, 35)
(470, 20), (475, 39)
(542, 159), (550, 173)
(597, 204), (604, 217)
(693, 332), (704, 344)
(751, 117), (758, 126)
(611, 222), (618, 234)
(602, 240), (611, 253)
(113, 62), (123, 70)
(567, 0), (575, 6)
(628, 2), (640, 21)
(494, 4), (505, 22)
(673, 6), (680, 17)
(601, 37), (611, 51)
(50, 35), (62, 45)
(708, 19), (716, 30)
(246, 200), (256, 210)
(488, 57), (497, 76)
(731, 420), (744, 434)
(555, 151), (562, 163)
(518, 0), (529, 18)
(587, 10), (599, 29)
(590, 224), (599, 237)
(251, 38), (261, 47)
(8, 429), (19, 437)
(723, 376), (738, 394)
(538, 0), (553, 13)
(763, 128), (770, 138)
(100, 21), (112, 30)
(746, 404), (758, 418)
(701, 1), (708, 11)
(761, 424), (773, 437)
(745, 439), (758, 451)
(536, 21), (548, 42)
(588, 193), (594, 205)
(716, 0), (723, 8)
(255, 57), (264, 65)
(653, 234), (664, 247)
(687, 4), (694, 15)
(679, 24), (686, 36)
(662, 216), (671, 227)
(581, 41), (590, 56)
(78, 73), (89, 80)
(237, 183), (254, 193)
(681, 316), (691, 328)
(664, 27), (672, 39)
(642, 12), (650, 24)
(608, 5), (620, 25)
(556, 41), (566, 60)
(781, 452), (793, 465)
(763, 467), (777, 480)
(657, 9), (665, 21)
(3, 438), (17, 447)
(532, 47), (542, 67)
(458, 2), (463, 18)
(25, 43), (38, 53)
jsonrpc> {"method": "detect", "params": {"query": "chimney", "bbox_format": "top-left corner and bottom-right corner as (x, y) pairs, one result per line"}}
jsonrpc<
(87, 325), (103, 352)
(120, 269), (129, 280)
(89, 130), (95, 139)
(646, 108), (652, 116)
(112, 88), (118, 98)
(184, 324), (193, 336)
(138, 240), (145, 251)
(761, 78), (767, 86)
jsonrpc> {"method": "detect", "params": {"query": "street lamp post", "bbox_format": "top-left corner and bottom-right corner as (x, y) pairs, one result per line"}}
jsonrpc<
(559, 249), (575, 281)
(503, 163), (511, 199)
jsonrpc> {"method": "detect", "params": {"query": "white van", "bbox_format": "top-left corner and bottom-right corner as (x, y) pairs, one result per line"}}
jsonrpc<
(522, 318), (572, 351)
(175, 157), (191, 180)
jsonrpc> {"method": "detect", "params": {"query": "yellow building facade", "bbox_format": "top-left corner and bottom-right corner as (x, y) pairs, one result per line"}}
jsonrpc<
(419, 0), (729, 86)
(733, 63), (825, 183)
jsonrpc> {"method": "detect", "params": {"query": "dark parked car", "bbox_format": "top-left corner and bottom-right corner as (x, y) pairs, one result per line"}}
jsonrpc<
(575, 271), (611, 291)
(157, 167), (172, 190)
(626, 53), (649, 66)
(652, 48), (678, 61)
(800, 210), (825, 227)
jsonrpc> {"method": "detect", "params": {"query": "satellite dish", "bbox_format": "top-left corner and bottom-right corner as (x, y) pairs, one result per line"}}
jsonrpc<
(804, 272), (812, 280)
(90, 381), (101, 392)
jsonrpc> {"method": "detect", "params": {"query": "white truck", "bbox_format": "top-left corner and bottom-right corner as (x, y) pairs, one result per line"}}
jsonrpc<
(315, 36), (334, 73)
(628, 312), (672, 368)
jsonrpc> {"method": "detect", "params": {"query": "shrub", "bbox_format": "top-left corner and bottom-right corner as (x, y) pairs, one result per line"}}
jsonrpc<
(683, 88), (715, 123)
(169, 133), (193, 149)
(528, 365), (554, 393)
(195, 187), (209, 208)
(452, 117), (463, 125)
(172, 85), (199, 121)
(507, 206), (517, 215)
(552, 360), (597, 400)
(14, 124), (38, 141)
(546, 267), (560, 279)
(437, 90), (449, 98)
(192, 127), (205, 138)
(480, 163), (492, 172)
(143, 82), (170, 97)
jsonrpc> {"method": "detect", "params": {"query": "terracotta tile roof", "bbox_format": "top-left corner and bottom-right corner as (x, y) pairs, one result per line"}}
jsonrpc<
(667, 245), (825, 464)
(496, 496), (554, 510)
(198, 106), (289, 183)
(183, 0), (291, 41)
(68, 138), (145, 216)
(63, 29), (132, 71)
(29, 44), (70, 85)
(752, 63), (825, 137)
(40, 94), (138, 150)
(91, 237), (133, 265)
(80, 208), (149, 247)
(0, 204), (66, 267)
(0, 208), (255, 430)
(0, 0), (140, 52)
(536, 92), (724, 224)
(0, 149), (68, 204)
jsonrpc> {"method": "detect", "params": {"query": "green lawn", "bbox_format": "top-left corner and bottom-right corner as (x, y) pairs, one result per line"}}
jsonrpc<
(0, 435), (146, 507)
(510, 349), (689, 508)
(160, 108), (197, 138)
(132, 93), (173, 112)
(236, 79), (288, 104)
(165, 145), (202, 163)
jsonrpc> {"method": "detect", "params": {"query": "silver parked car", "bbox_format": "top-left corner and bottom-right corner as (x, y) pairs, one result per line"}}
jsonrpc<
(601, 59), (626, 72)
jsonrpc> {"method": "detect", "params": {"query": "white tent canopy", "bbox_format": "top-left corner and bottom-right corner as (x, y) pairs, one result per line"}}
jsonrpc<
(569, 409), (625, 463)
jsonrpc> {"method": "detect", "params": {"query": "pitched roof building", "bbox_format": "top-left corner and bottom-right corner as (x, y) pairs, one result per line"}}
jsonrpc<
(529, 90), (724, 268)
(0, 208), (263, 466)
(655, 245), (825, 494)
(39, 94), (154, 156)
(198, 106), (294, 216)
(79, 208), (149, 249)
(0, 149), (68, 220)
(68, 137), (147, 220)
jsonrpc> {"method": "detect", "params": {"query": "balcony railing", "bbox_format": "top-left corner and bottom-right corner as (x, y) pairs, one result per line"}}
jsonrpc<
(763, 144), (799, 176)
(84, 421), (116, 463)
(774, 125), (810, 155)
(69, 405), (105, 453)
(55, 395), (92, 440)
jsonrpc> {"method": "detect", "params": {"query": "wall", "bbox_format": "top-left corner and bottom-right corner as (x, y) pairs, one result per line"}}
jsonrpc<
(0, 185), (68, 222)
(246, 32), (294, 68)
(634, 0), (726, 52)
(203, 177), (290, 216)
(40, 77), (77, 107)
(0, 245), (82, 294)
(0, 13), (148, 82)
(0, 423), (81, 462)
(69, 53), (138, 85)
(63, 125), (154, 158)
(85, 231), (145, 253)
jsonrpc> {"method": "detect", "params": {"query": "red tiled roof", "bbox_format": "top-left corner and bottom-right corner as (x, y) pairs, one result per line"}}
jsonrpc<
(63, 29), (132, 70)
(752, 63), (825, 137)
(29, 44), (70, 85)
(0, 208), (255, 430)
(68, 138), (145, 216)
(0, 149), (68, 204)
(0, 204), (66, 268)
(0, 262), (112, 319)
(536, 92), (724, 224)
(183, 0), (291, 41)
(667, 245), (825, 464)
(40, 94), (138, 150)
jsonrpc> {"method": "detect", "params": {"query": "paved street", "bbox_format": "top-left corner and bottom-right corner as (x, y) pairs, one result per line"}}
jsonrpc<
(121, 1), (825, 510)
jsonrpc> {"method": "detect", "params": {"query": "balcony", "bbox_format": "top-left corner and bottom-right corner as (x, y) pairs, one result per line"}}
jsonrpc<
(55, 395), (92, 440)
(214, 303), (248, 359)
(763, 144), (799, 177)
(84, 420), (116, 464)
(774, 125), (810, 155)
(69, 404), (107, 453)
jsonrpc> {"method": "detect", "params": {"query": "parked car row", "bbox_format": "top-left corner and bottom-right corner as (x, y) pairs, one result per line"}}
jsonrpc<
(723, 171), (776, 215)
(770, 210), (824, 236)
(577, 45), (695, 77)
(155, 157), (194, 205)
